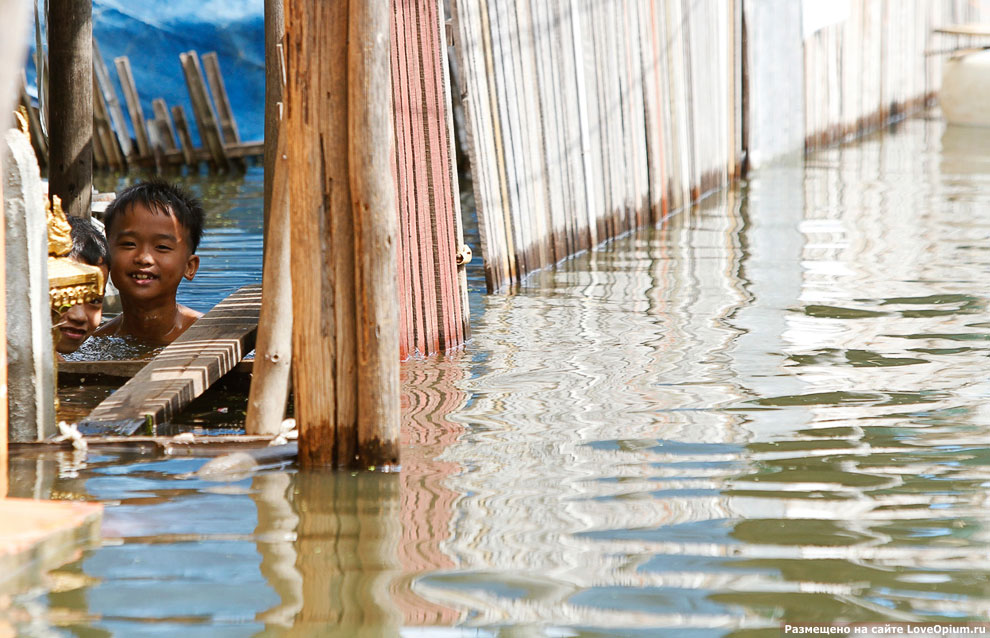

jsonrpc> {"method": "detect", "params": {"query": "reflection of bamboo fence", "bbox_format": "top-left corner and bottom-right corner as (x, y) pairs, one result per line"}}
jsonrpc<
(392, 355), (468, 625)
(21, 41), (262, 172)
(450, 0), (986, 292)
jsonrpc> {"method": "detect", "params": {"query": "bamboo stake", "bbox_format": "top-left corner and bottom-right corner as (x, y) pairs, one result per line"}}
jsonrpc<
(245, 121), (291, 436)
(152, 99), (178, 151)
(114, 55), (151, 158)
(349, 0), (400, 467)
(179, 50), (229, 170)
(171, 105), (196, 166)
(93, 37), (133, 161)
(202, 52), (241, 144)
(49, 0), (93, 219)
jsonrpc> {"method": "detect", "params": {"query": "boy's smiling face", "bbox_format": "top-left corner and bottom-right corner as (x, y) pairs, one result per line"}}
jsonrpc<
(108, 202), (200, 304)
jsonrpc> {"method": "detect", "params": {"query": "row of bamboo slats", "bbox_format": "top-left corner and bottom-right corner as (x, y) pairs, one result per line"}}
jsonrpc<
(449, 0), (742, 292)
(391, 0), (470, 358)
(450, 0), (988, 292)
(20, 41), (261, 172)
(803, 0), (982, 150)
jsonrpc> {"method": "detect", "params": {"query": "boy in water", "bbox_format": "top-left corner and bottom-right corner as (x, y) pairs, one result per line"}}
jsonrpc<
(55, 216), (111, 355)
(94, 179), (204, 344)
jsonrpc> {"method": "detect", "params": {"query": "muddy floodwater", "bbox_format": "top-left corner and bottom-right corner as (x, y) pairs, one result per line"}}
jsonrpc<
(6, 114), (990, 636)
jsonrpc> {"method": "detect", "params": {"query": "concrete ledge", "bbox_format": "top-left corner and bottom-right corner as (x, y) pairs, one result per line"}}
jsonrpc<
(0, 498), (102, 592)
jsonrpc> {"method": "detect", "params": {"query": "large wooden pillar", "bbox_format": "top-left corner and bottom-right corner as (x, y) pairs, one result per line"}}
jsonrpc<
(286, 0), (400, 468)
(48, 0), (93, 219)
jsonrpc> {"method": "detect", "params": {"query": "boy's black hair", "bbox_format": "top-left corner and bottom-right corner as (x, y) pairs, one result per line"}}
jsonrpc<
(103, 179), (205, 252)
(67, 215), (110, 267)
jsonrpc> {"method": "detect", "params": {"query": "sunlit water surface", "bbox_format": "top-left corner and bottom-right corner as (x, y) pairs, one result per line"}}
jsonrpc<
(7, 115), (990, 636)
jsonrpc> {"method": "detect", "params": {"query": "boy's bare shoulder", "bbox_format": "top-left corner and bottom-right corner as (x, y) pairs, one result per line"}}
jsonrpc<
(93, 314), (122, 337)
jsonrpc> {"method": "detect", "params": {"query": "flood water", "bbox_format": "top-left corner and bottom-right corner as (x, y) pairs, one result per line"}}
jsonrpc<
(6, 114), (990, 636)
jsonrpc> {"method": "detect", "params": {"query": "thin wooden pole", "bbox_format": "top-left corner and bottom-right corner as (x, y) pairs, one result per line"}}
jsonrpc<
(48, 0), (92, 219)
(264, 0), (285, 237)
(349, 0), (400, 467)
(245, 121), (292, 436)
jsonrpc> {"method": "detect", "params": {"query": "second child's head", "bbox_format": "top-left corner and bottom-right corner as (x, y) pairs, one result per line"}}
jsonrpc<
(103, 179), (204, 308)
(56, 216), (111, 354)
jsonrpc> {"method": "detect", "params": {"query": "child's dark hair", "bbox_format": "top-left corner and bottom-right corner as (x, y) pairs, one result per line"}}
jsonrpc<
(103, 179), (205, 252)
(67, 215), (110, 267)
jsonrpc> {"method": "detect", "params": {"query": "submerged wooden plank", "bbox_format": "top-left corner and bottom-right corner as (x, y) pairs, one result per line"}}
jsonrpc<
(77, 285), (261, 435)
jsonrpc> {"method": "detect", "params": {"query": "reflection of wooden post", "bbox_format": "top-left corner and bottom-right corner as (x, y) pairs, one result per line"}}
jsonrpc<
(251, 472), (302, 628)
(48, 0), (93, 219)
(350, 1), (400, 466)
(291, 471), (401, 635)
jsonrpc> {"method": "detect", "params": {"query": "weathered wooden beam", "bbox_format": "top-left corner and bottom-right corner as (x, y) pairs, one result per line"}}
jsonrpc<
(93, 37), (133, 160)
(202, 52), (241, 145)
(91, 68), (123, 170)
(18, 72), (47, 163)
(245, 122), (291, 435)
(77, 285), (261, 435)
(349, 0), (400, 466)
(287, 0), (357, 468)
(171, 104), (196, 165)
(48, 0), (93, 219)
(152, 99), (179, 152)
(114, 55), (151, 159)
(179, 50), (229, 170)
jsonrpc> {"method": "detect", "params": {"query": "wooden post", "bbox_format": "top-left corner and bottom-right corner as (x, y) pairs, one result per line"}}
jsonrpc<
(93, 37), (134, 161)
(264, 0), (285, 235)
(115, 56), (151, 159)
(287, 0), (357, 468)
(245, 122), (292, 435)
(349, 0), (400, 466)
(48, 0), (93, 219)
(179, 50), (230, 171)
(171, 105), (197, 166)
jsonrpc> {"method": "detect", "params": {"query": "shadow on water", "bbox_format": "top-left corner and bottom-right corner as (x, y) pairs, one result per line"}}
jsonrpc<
(12, 113), (990, 636)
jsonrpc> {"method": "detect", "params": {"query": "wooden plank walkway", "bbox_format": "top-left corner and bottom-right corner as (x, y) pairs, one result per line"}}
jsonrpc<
(77, 285), (261, 435)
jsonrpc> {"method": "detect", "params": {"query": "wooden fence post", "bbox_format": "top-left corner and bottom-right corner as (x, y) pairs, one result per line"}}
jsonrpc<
(349, 0), (400, 466)
(286, 0), (357, 468)
(287, 0), (398, 468)
(48, 0), (92, 219)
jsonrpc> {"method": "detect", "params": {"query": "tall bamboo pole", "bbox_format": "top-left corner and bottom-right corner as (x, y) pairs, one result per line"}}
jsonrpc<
(349, 0), (399, 467)
(48, 0), (92, 219)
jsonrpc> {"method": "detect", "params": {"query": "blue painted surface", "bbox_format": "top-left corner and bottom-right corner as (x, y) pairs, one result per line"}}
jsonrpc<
(28, 0), (265, 145)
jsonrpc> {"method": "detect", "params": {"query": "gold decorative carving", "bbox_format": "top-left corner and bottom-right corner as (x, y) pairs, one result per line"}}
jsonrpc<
(47, 195), (73, 258)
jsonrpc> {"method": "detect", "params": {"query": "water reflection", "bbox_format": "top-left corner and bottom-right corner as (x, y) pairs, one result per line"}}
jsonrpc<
(11, 114), (990, 636)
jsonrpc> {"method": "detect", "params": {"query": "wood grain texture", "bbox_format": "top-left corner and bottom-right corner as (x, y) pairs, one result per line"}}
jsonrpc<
(179, 50), (229, 170)
(77, 285), (261, 435)
(114, 56), (150, 159)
